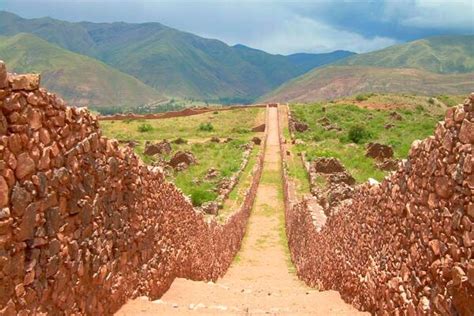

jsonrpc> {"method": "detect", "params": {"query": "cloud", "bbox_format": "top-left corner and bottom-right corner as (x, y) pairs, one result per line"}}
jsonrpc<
(0, 0), (471, 55)
(240, 14), (398, 54)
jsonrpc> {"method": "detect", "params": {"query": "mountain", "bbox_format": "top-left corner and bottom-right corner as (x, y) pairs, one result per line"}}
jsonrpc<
(337, 35), (474, 73)
(0, 11), (354, 103)
(263, 35), (474, 103)
(0, 33), (165, 108)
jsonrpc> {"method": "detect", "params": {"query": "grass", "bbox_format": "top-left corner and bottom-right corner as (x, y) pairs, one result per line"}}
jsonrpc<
(101, 107), (265, 206)
(290, 97), (446, 182)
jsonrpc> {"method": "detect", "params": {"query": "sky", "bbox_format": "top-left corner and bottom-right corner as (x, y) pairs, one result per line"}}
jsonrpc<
(1, 0), (473, 54)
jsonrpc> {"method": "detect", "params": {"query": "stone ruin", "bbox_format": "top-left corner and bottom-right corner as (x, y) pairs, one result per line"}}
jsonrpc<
(281, 94), (474, 314)
(0, 62), (267, 314)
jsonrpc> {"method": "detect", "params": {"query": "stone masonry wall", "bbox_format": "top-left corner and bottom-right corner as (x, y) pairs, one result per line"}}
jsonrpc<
(0, 62), (267, 315)
(280, 95), (473, 314)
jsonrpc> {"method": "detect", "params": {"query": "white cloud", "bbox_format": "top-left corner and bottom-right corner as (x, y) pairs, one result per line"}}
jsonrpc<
(385, 0), (474, 30)
(240, 15), (398, 54)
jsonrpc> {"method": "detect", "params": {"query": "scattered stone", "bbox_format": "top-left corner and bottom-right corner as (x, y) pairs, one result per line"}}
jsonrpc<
(377, 158), (399, 171)
(201, 201), (219, 215)
(15, 153), (36, 179)
(312, 157), (345, 174)
(252, 137), (262, 145)
(390, 111), (403, 121)
(293, 120), (308, 132)
(210, 136), (220, 143)
(205, 168), (220, 180)
(172, 137), (187, 144)
(366, 142), (394, 160)
(169, 151), (197, 169)
(144, 140), (172, 156)
(9, 73), (40, 91)
(385, 123), (395, 129)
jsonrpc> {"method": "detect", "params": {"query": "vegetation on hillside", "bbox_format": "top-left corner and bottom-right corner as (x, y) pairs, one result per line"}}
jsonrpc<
(101, 107), (265, 206)
(0, 33), (165, 108)
(289, 94), (450, 182)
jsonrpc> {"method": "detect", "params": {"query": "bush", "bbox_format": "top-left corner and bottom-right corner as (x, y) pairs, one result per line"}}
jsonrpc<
(428, 97), (435, 105)
(190, 188), (217, 206)
(198, 122), (214, 132)
(137, 123), (153, 132)
(232, 127), (250, 134)
(348, 125), (371, 144)
(355, 93), (375, 102)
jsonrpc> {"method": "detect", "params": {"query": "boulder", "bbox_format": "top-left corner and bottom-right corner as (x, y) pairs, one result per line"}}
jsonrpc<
(312, 158), (345, 174)
(252, 137), (262, 145)
(366, 142), (394, 160)
(390, 111), (403, 121)
(9, 73), (40, 91)
(377, 159), (399, 171)
(169, 151), (197, 169)
(0, 60), (7, 89)
(294, 120), (308, 132)
(328, 171), (355, 186)
(144, 140), (172, 156)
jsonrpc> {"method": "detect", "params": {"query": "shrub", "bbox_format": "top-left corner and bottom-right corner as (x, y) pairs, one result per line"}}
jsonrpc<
(137, 123), (153, 132)
(198, 122), (214, 132)
(232, 127), (250, 134)
(428, 97), (435, 105)
(348, 125), (371, 144)
(190, 188), (216, 206)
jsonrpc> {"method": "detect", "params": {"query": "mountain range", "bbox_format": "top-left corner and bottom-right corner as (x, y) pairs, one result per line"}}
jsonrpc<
(263, 35), (474, 103)
(0, 11), (353, 107)
(1, 11), (472, 109)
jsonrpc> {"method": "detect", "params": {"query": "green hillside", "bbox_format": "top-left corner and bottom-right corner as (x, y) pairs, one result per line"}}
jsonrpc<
(338, 35), (474, 73)
(0, 33), (165, 108)
(0, 11), (353, 103)
(264, 35), (474, 103)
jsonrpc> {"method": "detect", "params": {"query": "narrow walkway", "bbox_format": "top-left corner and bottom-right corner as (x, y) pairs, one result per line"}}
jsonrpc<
(116, 107), (365, 315)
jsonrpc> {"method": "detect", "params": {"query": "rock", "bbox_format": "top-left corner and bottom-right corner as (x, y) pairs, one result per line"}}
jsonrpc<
(293, 120), (308, 132)
(452, 266), (467, 286)
(252, 137), (261, 145)
(435, 176), (453, 199)
(201, 201), (219, 215)
(0, 176), (8, 207)
(390, 111), (403, 121)
(328, 171), (355, 186)
(251, 124), (265, 132)
(0, 60), (7, 89)
(15, 152), (36, 179)
(9, 73), (40, 91)
(0, 207), (10, 220)
(366, 142), (394, 160)
(205, 168), (219, 180)
(385, 123), (395, 129)
(210, 136), (220, 143)
(169, 151), (197, 169)
(368, 178), (379, 186)
(459, 119), (473, 144)
(318, 117), (331, 126)
(144, 140), (172, 156)
(377, 159), (399, 171)
(312, 157), (345, 174)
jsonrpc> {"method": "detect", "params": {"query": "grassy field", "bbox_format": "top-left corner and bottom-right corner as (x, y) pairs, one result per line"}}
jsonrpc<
(101, 107), (265, 206)
(289, 94), (452, 183)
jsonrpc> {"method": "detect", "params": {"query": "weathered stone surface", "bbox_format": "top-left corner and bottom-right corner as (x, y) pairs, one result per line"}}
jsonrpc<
(459, 119), (474, 144)
(366, 142), (394, 160)
(9, 74), (40, 91)
(144, 139), (171, 156)
(0, 60), (7, 89)
(168, 151), (196, 169)
(312, 157), (345, 174)
(0, 176), (8, 207)
(15, 153), (36, 179)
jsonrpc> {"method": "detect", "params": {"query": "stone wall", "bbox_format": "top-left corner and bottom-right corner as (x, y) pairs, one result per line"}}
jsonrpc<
(0, 62), (267, 315)
(280, 95), (473, 314)
(98, 104), (267, 121)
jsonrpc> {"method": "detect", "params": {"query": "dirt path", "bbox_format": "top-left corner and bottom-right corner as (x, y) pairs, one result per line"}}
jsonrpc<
(116, 107), (366, 315)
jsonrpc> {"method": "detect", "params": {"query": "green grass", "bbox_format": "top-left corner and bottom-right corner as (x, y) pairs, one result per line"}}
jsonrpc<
(101, 108), (265, 206)
(290, 99), (444, 182)
(0, 33), (164, 108)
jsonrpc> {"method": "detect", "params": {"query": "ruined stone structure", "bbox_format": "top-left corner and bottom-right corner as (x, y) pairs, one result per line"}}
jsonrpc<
(0, 62), (267, 315)
(281, 96), (473, 314)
